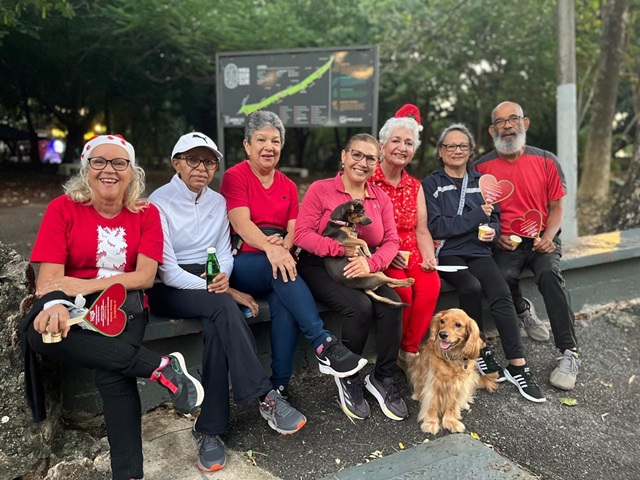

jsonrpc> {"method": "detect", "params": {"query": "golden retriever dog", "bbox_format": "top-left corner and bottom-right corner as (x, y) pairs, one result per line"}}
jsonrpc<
(408, 309), (497, 435)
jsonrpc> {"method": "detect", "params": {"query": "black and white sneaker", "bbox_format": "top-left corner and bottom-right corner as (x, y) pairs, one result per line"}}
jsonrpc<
(335, 375), (370, 420)
(316, 336), (367, 378)
(504, 364), (546, 403)
(475, 349), (506, 383)
(150, 352), (205, 416)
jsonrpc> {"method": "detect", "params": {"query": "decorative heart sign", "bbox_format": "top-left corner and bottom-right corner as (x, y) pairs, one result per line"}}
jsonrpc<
(42, 283), (128, 343)
(510, 210), (543, 238)
(479, 175), (514, 205)
(68, 283), (128, 336)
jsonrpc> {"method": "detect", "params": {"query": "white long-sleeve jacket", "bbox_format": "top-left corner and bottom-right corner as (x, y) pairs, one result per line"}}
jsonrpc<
(149, 174), (233, 289)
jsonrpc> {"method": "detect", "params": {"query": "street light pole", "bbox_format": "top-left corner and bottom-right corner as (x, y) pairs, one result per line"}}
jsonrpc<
(557, 0), (579, 239)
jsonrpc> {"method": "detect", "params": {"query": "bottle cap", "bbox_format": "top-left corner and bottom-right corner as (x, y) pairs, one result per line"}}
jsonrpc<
(207, 247), (216, 254)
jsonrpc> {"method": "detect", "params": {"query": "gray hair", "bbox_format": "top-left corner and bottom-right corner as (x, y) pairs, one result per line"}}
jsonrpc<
(244, 111), (285, 146)
(378, 117), (422, 151)
(435, 123), (476, 167)
(64, 163), (148, 212)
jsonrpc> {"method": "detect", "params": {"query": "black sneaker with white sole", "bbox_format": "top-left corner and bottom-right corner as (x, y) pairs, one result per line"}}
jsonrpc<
(316, 336), (368, 378)
(504, 364), (546, 403)
(475, 348), (506, 383)
(335, 375), (370, 420)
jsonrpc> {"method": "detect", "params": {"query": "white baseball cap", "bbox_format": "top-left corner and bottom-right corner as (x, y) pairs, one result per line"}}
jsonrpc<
(171, 132), (223, 159)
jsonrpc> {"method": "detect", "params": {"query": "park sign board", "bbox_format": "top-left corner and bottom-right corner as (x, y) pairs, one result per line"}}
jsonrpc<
(216, 46), (379, 129)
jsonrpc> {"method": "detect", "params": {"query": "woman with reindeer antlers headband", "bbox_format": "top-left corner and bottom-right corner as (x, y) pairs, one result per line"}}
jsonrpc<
(295, 133), (409, 423)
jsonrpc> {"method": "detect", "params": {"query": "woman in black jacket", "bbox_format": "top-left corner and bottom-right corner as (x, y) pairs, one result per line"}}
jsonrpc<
(422, 123), (545, 403)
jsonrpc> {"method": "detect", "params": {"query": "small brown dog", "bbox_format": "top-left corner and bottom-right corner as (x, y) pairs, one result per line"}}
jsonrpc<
(322, 200), (414, 308)
(409, 309), (497, 435)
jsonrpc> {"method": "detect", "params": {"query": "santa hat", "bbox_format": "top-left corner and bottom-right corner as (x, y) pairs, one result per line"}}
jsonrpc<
(394, 104), (424, 132)
(80, 134), (136, 167)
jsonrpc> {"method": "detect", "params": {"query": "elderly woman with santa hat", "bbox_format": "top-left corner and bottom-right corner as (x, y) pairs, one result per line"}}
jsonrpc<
(21, 134), (203, 480)
(369, 105), (441, 374)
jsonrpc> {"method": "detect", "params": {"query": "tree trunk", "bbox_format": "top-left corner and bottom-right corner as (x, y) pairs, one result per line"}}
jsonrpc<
(577, 0), (629, 233)
(609, 85), (640, 230)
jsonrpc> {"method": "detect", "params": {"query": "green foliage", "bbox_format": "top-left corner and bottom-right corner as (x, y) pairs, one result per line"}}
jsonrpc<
(0, 0), (637, 177)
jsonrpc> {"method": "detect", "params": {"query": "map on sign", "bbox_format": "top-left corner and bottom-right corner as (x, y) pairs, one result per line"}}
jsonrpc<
(217, 47), (377, 128)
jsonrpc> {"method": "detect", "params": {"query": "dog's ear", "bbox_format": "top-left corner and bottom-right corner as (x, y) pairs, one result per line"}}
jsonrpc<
(330, 203), (349, 221)
(462, 316), (482, 360)
(428, 311), (444, 341)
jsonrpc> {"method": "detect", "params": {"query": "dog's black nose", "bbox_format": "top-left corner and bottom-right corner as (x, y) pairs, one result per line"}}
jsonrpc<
(439, 331), (448, 339)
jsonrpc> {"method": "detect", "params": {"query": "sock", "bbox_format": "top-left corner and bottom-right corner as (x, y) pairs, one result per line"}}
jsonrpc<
(258, 394), (267, 402)
(508, 363), (526, 372)
(316, 336), (332, 355)
(158, 356), (170, 369)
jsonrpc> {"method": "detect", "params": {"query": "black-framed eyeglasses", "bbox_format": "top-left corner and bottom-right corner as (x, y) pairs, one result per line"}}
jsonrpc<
(493, 115), (523, 129)
(177, 155), (219, 170)
(441, 143), (471, 153)
(88, 157), (131, 171)
(348, 149), (380, 165)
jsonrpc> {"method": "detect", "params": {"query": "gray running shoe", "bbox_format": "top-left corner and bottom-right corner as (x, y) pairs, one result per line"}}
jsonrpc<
(335, 375), (370, 420)
(150, 352), (204, 416)
(259, 389), (307, 434)
(550, 349), (581, 390)
(518, 298), (550, 342)
(192, 427), (226, 472)
(364, 374), (408, 421)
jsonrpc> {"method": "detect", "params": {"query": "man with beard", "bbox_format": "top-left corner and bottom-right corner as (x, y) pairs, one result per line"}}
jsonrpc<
(475, 101), (580, 391)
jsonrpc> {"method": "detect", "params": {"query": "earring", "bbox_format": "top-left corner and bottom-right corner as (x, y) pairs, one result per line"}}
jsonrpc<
(340, 163), (345, 171)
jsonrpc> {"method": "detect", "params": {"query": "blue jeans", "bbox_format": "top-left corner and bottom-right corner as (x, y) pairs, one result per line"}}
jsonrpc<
(231, 252), (330, 389)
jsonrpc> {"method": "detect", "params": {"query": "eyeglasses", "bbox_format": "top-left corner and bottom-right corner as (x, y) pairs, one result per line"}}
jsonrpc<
(492, 115), (523, 129)
(177, 155), (219, 170)
(348, 149), (380, 165)
(440, 143), (471, 153)
(88, 157), (131, 171)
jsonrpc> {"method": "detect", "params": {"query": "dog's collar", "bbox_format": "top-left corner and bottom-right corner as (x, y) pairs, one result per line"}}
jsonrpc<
(330, 219), (355, 228)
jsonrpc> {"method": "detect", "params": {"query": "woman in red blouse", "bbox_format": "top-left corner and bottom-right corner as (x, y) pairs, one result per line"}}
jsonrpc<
(370, 105), (441, 373)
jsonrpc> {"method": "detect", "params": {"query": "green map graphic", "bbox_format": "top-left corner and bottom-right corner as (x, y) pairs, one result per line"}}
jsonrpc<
(238, 56), (335, 115)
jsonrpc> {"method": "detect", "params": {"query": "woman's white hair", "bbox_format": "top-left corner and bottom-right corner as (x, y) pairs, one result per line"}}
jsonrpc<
(378, 117), (422, 152)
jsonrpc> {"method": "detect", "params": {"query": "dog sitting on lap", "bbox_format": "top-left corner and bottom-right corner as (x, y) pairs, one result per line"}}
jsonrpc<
(322, 200), (414, 308)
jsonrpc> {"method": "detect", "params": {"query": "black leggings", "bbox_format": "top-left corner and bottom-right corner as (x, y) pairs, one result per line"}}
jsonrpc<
(297, 252), (402, 380)
(437, 255), (525, 360)
(27, 292), (161, 480)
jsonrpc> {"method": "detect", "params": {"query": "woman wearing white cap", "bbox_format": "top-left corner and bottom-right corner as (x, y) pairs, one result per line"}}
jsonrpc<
(22, 134), (204, 480)
(147, 132), (308, 473)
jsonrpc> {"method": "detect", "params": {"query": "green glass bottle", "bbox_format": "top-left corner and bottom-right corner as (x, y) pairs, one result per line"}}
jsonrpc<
(206, 247), (221, 288)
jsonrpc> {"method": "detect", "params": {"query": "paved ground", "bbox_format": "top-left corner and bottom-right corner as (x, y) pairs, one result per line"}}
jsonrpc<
(2, 175), (639, 479)
(126, 300), (640, 480)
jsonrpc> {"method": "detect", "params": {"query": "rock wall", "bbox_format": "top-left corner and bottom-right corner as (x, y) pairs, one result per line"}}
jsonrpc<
(0, 243), (61, 479)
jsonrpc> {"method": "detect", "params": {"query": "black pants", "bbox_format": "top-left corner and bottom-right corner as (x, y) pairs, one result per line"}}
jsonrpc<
(493, 235), (578, 351)
(438, 255), (525, 360)
(27, 292), (161, 480)
(147, 284), (272, 436)
(297, 252), (402, 380)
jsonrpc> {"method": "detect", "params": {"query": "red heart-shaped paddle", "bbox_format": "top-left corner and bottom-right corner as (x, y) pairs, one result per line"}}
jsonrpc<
(479, 174), (515, 204)
(69, 283), (128, 336)
(510, 210), (543, 238)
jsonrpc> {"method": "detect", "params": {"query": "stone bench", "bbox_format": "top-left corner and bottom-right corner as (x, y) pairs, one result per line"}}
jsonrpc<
(144, 228), (640, 341)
